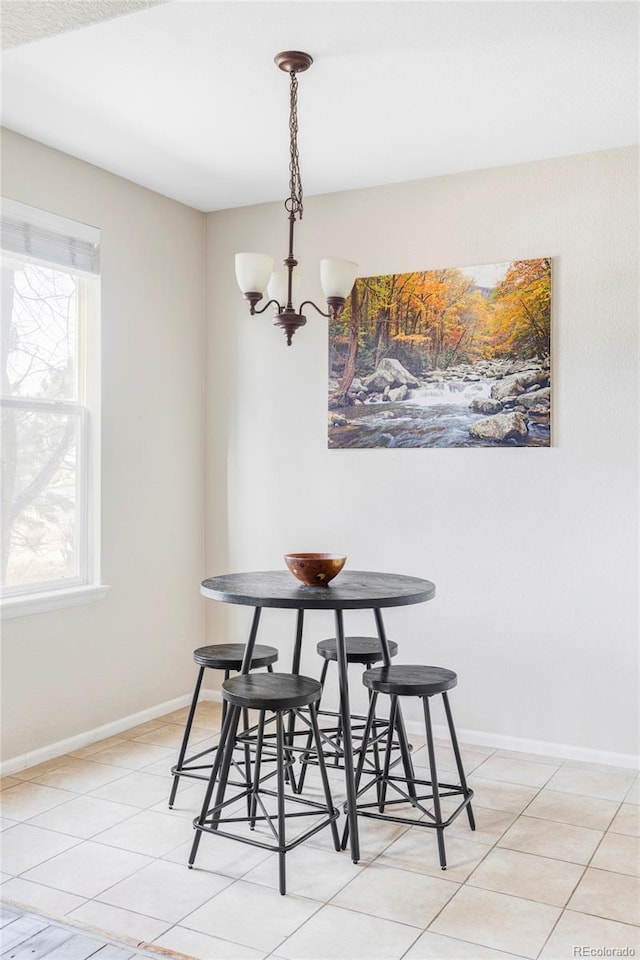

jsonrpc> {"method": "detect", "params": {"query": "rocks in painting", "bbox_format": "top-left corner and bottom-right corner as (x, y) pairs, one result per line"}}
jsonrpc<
(502, 386), (550, 424)
(490, 370), (550, 401)
(363, 358), (419, 393)
(363, 370), (394, 392)
(349, 378), (365, 395)
(506, 386), (550, 409)
(469, 397), (503, 414)
(378, 357), (420, 386)
(469, 412), (529, 442)
(329, 413), (349, 427)
(388, 385), (409, 402)
(528, 403), (550, 417)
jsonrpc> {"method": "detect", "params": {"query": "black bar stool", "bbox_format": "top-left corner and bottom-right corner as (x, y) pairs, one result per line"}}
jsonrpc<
(169, 643), (278, 808)
(348, 664), (475, 870)
(296, 636), (399, 793)
(189, 672), (340, 895)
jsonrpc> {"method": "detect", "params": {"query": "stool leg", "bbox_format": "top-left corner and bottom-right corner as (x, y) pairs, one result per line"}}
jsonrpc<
(365, 661), (383, 804)
(329, 661), (343, 770)
(250, 710), (266, 829)
(169, 666), (205, 808)
(442, 691), (475, 831)
(189, 700), (237, 867)
(220, 669), (230, 730)
(276, 710), (287, 895)
(380, 696), (399, 813)
(423, 695), (446, 870)
(242, 707), (252, 817)
(309, 702), (340, 852)
(373, 609), (417, 801)
(353, 691), (379, 792)
(296, 659), (329, 795)
(210, 705), (242, 831)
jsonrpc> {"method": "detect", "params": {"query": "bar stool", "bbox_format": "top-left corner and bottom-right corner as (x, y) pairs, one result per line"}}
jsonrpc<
(296, 636), (399, 793)
(189, 672), (340, 895)
(169, 643), (278, 808)
(348, 664), (475, 870)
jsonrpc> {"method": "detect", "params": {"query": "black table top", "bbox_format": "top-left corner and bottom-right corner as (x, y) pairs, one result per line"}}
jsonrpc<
(200, 570), (436, 611)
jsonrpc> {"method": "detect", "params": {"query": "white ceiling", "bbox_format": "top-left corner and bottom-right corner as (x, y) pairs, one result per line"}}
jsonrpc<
(1, 1), (638, 212)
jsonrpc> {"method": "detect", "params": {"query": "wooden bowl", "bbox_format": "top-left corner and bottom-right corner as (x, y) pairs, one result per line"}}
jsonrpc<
(284, 553), (346, 586)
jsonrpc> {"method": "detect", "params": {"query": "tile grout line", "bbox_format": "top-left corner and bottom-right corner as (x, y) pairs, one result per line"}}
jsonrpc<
(532, 794), (627, 959)
(419, 767), (552, 958)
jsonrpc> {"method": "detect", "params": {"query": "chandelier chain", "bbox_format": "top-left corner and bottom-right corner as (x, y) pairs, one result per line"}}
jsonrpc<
(287, 71), (303, 219)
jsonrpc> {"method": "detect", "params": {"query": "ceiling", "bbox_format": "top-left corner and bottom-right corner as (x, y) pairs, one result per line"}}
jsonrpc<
(1, 1), (168, 48)
(1, 1), (638, 212)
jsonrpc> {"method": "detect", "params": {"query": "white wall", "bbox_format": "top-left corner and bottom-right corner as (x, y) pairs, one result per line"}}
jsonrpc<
(205, 147), (639, 758)
(1, 130), (206, 761)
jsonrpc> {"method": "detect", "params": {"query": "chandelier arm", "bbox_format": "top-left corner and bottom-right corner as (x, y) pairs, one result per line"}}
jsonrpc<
(248, 298), (282, 316)
(298, 299), (331, 319)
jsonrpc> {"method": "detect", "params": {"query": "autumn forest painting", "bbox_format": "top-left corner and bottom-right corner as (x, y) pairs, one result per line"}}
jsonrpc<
(328, 259), (551, 448)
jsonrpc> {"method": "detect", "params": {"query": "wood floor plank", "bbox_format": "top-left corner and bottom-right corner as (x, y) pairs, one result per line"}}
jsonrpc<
(0, 910), (168, 960)
(0, 907), (22, 930)
(0, 916), (49, 952)
(38, 932), (113, 960)
(91, 946), (136, 959)
(2, 926), (72, 959)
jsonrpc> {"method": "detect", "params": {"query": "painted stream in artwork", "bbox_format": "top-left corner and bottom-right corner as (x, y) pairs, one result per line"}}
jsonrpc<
(330, 379), (550, 448)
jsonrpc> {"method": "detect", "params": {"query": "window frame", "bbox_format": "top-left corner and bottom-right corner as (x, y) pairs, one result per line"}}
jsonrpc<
(1, 201), (108, 618)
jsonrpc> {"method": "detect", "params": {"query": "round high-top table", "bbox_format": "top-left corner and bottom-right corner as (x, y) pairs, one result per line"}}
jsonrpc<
(198, 570), (436, 863)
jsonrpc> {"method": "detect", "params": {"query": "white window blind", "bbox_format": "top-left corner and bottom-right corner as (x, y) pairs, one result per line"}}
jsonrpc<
(0, 198), (100, 275)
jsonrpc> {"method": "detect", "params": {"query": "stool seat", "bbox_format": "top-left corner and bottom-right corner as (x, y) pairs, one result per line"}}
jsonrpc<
(364, 665), (457, 697)
(317, 637), (398, 664)
(193, 643), (279, 670)
(223, 673), (322, 711)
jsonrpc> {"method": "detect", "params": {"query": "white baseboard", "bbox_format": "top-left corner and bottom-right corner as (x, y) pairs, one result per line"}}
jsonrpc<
(0, 688), (220, 777)
(2, 689), (637, 777)
(405, 720), (639, 770)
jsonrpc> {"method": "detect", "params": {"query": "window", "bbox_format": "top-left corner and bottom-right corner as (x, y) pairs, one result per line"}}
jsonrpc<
(1, 199), (107, 616)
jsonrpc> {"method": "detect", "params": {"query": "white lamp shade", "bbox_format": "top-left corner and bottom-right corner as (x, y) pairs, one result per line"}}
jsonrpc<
(235, 252), (274, 294)
(267, 270), (302, 308)
(320, 258), (358, 299)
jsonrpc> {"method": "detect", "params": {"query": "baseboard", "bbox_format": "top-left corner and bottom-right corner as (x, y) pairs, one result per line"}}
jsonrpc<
(3, 689), (637, 777)
(0, 688), (220, 777)
(405, 719), (639, 770)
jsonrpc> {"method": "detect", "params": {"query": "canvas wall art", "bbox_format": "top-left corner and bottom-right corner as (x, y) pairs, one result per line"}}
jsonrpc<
(328, 259), (551, 448)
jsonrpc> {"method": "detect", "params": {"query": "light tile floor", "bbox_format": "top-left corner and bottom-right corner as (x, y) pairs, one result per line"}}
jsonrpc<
(0, 701), (638, 960)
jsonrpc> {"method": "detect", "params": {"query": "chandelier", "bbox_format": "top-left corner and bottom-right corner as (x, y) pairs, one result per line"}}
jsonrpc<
(235, 51), (358, 346)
